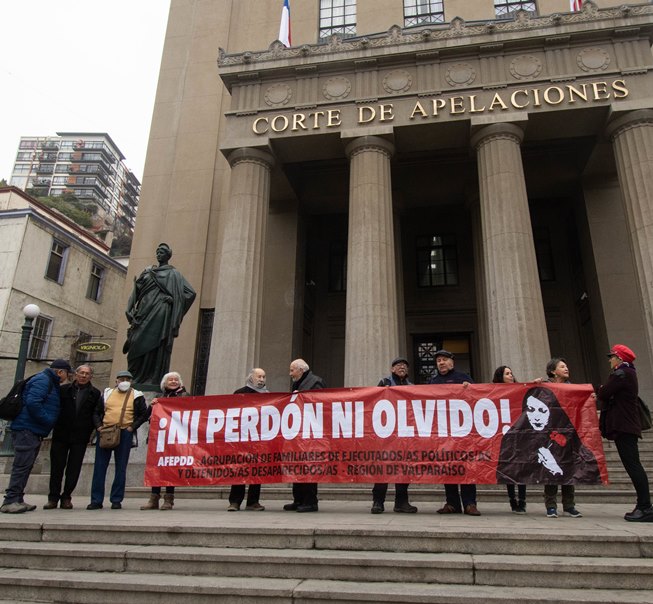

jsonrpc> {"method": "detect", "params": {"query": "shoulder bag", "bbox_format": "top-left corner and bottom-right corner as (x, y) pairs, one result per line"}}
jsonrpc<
(98, 389), (131, 449)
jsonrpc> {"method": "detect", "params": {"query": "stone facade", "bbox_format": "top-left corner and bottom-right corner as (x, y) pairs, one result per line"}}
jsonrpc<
(114, 0), (653, 397)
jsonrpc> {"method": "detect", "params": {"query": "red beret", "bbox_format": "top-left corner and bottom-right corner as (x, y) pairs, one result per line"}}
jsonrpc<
(608, 344), (636, 363)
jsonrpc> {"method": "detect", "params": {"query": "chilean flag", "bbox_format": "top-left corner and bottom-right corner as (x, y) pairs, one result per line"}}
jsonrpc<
(570, 0), (582, 11)
(279, 0), (291, 47)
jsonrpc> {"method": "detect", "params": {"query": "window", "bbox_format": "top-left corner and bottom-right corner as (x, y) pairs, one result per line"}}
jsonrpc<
(319, 0), (356, 40)
(494, 0), (537, 19)
(328, 241), (347, 292)
(28, 315), (52, 360)
(416, 234), (458, 287)
(45, 239), (69, 284)
(404, 0), (444, 27)
(86, 263), (105, 301)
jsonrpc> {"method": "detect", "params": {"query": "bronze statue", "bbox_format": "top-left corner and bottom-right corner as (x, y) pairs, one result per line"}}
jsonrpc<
(123, 243), (196, 386)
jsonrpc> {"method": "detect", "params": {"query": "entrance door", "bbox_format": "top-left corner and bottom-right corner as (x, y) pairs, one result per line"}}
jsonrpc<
(413, 334), (473, 384)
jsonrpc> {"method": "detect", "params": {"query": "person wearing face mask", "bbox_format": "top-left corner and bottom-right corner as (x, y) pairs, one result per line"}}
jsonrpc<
(496, 385), (600, 518)
(87, 371), (148, 510)
(140, 371), (187, 511)
(227, 368), (269, 512)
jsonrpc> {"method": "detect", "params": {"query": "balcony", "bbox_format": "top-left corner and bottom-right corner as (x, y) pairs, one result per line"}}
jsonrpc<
(35, 164), (54, 174)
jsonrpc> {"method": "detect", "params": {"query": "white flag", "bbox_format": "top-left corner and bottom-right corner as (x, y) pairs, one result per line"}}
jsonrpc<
(279, 0), (291, 47)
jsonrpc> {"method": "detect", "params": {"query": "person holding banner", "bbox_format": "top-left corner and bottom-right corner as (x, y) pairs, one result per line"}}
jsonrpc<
(429, 350), (480, 516)
(228, 368), (268, 512)
(140, 371), (187, 511)
(598, 345), (653, 522)
(283, 359), (326, 513)
(541, 358), (583, 518)
(492, 365), (527, 514)
(371, 357), (418, 514)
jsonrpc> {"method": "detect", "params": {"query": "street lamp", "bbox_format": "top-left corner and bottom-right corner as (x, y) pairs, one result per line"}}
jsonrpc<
(14, 304), (40, 384)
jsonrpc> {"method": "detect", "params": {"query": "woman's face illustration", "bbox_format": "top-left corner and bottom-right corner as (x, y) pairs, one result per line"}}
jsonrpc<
(526, 395), (550, 431)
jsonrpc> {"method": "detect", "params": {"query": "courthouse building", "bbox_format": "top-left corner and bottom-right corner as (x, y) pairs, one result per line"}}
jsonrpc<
(117, 0), (653, 396)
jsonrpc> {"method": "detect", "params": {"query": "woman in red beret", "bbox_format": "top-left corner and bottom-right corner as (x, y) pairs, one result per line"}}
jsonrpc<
(598, 345), (652, 522)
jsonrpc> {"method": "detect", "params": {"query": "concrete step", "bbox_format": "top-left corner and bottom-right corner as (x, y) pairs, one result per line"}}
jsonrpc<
(3, 509), (652, 559)
(0, 498), (652, 602)
(0, 569), (650, 604)
(1, 541), (653, 590)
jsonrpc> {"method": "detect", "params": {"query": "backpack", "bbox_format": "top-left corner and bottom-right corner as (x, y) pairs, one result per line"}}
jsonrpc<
(0, 377), (33, 421)
(0, 375), (53, 421)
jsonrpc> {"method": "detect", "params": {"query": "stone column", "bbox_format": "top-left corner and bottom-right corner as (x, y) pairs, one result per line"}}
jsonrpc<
(206, 147), (274, 394)
(471, 123), (549, 380)
(344, 136), (399, 386)
(606, 109), (653, 365)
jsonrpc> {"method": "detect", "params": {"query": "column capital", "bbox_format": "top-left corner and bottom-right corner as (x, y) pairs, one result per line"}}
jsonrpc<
(344, 135), (395, 159)
(470, 122), (524, 151)
(227, 147), (275, 169)
(606, 109), (653, 141)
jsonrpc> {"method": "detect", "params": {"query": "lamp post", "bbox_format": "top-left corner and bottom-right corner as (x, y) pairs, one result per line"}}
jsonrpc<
(14, 304), (40, 384)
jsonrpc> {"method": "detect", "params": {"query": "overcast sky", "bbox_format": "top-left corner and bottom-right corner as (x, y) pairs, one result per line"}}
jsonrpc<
(0, 1), (171, 183)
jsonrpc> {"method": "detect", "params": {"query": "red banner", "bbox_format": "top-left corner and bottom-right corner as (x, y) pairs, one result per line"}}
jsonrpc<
(143, 383), (608, 486)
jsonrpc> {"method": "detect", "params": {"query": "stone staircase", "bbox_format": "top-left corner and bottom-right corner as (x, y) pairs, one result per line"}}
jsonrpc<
(0, 497), (651, 603)
(0, 433), (651, 602)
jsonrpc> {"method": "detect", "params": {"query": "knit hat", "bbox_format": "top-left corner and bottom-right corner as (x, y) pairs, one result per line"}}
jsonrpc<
(607, 344), (636, 363)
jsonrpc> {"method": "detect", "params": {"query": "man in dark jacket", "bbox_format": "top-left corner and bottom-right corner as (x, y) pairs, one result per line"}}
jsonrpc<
(228, 368), (268, 512)
(1, 359), (71, 514)
(598, 344), (652, 522)
(283, 358), (326, 513)
(44, 364), (101, 510)
(429, 350), (480, 516)
(371, 357), (418, 514)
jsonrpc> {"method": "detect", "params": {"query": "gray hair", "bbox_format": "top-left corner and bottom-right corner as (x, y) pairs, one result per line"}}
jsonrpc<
(75, 364), (93, 375)
(291, 358), (309, 372)
(160, 371), (184, 391)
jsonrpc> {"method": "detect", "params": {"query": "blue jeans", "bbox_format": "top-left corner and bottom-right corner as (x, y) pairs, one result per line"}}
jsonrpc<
(4, 430), (42, 505)
(90, 428), (132, 505)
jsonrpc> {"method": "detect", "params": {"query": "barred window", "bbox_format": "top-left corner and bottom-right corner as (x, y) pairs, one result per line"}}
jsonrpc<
(45, 239), (69, 284)
(404, 0), (444, 27)
(319, 0), (356, 40)
(28, 315), (52, 360)
(494, 0), (538, 19)
(86, 263), (105, 302)
(416, 234), (458, 287)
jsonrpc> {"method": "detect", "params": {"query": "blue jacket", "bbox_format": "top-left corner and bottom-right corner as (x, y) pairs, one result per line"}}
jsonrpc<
(11, 368), (61, 437)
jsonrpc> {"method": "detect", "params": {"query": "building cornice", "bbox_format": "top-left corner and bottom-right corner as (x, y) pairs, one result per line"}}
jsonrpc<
(218, 2), (653, 83)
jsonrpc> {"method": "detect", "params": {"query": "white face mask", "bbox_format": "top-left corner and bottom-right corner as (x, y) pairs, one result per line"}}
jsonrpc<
(117, 381), (131, 392)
